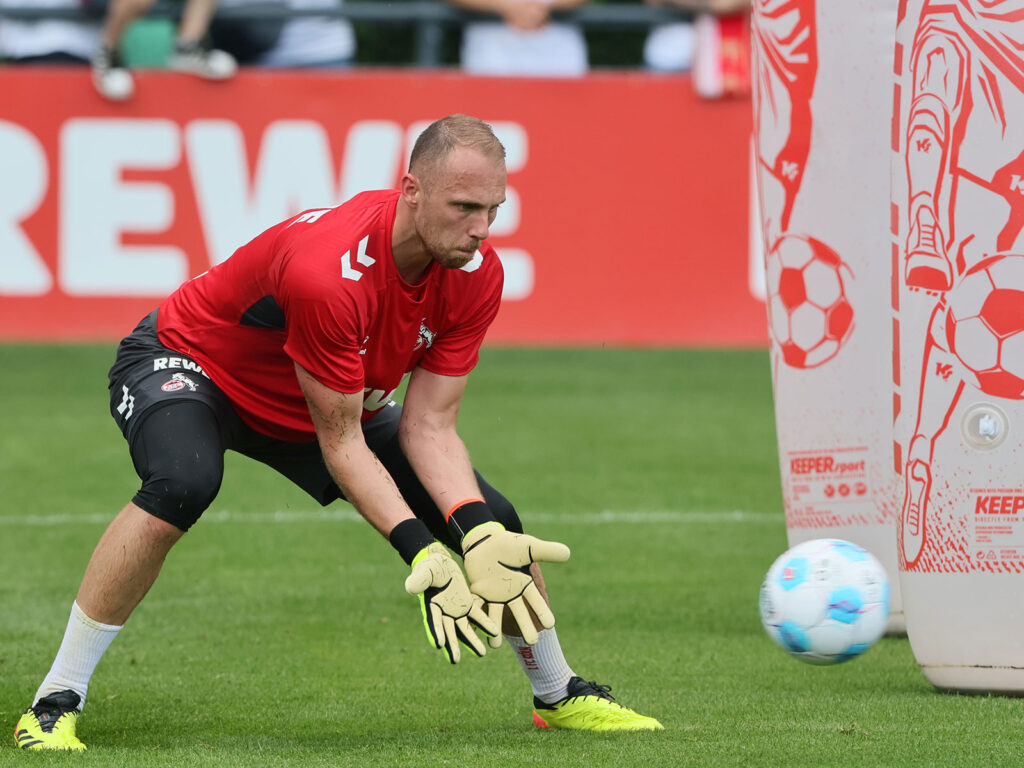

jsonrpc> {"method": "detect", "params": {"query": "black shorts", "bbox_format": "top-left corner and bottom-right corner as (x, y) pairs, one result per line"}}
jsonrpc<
(108, 310), (235, 448)
(108, 311), (519, 542)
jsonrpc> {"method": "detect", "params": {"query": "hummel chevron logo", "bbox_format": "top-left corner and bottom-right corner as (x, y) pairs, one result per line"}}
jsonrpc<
(341, 235), (375, 281)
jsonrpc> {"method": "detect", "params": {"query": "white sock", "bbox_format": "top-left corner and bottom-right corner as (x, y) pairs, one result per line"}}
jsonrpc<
(34, 601), (122, 711)
(507, 628), (575, 704)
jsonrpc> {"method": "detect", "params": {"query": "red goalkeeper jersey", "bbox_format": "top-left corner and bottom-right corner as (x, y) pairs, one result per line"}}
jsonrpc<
(157, 190), (504, 442)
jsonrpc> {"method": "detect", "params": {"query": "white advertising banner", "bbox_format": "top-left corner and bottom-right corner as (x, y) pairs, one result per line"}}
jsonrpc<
(751, 0), (905, 632)
(893, 0), (1024, 693)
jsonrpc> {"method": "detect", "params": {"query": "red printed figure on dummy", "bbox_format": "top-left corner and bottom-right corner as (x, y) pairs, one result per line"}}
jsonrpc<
(752, 0), (817, 249)
(898, 0), (1024, 570)
(753, 0), (855, 371)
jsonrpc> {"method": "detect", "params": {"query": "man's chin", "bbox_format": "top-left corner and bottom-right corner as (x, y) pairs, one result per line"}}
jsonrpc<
(438, 250), (476, 269)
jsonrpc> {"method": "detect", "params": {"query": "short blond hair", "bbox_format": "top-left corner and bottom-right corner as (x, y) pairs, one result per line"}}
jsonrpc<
(409, 114), (506, 180)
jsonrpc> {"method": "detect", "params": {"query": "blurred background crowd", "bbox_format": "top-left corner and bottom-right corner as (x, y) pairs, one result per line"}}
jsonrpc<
(0, 0), (751, 100)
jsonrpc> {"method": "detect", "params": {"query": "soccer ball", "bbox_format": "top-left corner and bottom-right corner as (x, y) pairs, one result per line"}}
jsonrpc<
(945, 254), (1024, 399)
(765, 234), (854, 368)
(759, 538), (890, 665)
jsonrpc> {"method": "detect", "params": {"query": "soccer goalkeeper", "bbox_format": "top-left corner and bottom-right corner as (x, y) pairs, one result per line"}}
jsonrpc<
(14, 114), (661, 751)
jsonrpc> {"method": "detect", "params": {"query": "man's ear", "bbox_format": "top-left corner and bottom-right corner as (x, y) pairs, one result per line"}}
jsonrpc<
(400, 172), (420, 207)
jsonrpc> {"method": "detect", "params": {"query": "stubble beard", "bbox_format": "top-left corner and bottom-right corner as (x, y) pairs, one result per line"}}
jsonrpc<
(428, 242), (478, 270)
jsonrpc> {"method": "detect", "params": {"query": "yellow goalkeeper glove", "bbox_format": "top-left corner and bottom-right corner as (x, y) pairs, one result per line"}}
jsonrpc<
(404, 543), (499, 664)
(459, 520), (571, 647)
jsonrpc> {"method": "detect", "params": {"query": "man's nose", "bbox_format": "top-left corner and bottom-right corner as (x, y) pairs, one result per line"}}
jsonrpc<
(467, 210), (490, 240)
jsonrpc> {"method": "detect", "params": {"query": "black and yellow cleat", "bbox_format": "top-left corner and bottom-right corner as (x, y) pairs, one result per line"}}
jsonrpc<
(532, 676), (663, 732)
(14, 689), (86, 751)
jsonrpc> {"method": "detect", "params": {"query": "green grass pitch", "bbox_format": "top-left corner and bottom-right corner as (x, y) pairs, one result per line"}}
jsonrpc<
(1, 345), (1020, 766)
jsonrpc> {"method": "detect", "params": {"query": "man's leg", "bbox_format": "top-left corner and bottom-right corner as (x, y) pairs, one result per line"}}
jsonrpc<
(17, 402), (226, 750)
(77, 502), (184, 626)
(501, 568), (578, 704)
(28, 503), (182, 709)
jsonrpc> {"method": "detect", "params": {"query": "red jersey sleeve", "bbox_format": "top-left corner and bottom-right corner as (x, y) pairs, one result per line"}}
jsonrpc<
(279, 245), (366, 395)
(420, 246), (504, 377)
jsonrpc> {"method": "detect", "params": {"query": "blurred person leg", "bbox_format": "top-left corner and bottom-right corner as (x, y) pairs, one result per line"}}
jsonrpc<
(167, 0), (237, 78)
(92, 0), (154, 100)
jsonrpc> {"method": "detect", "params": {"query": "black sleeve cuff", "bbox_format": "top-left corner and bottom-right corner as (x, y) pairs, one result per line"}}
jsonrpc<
(446, 500), (497, 543)
(389, 518), (436, 565)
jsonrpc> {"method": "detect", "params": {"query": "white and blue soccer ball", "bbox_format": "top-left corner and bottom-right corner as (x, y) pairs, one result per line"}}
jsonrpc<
(759, 538), (890, 665)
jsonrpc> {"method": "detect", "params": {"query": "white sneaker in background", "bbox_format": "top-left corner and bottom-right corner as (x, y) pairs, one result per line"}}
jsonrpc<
(91, 45), (134, 101)
(168, 41), (238, 79)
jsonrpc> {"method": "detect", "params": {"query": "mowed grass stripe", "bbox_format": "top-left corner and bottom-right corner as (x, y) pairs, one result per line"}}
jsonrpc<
(0, 508), (780, 526)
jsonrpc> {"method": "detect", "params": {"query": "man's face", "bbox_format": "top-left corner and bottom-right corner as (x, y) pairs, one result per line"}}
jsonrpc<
(414, 147), (507, 269)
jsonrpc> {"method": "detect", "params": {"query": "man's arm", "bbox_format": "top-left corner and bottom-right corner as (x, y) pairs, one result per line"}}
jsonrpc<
(397, 366), (483, 516)
(399, 366), (569, 645)
(296, 362), (414, 536)
(296, 362), (497, 662)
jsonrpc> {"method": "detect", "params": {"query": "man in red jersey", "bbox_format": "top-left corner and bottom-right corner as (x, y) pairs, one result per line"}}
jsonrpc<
(14, 115), (662, 751)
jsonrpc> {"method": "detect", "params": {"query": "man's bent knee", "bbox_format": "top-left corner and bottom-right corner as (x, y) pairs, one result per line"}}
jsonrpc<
(127, 402), (226, 531)
(132, 471), (220, 531)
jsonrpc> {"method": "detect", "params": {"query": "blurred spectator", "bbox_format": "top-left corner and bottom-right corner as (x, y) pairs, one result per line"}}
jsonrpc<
(92, 0), (237, 101)
(644, 0), (750, 98)
(643, 8), (695, 72)
(0, 0), (100, 64)
(444, 0), (589, 77)
(692, 5), (749, 99)
(209, 0), (355, 68)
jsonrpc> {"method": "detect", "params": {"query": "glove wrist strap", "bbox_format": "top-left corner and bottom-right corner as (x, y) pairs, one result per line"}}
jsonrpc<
(389, 518), (436, 565)
(446, 499), (497, 542)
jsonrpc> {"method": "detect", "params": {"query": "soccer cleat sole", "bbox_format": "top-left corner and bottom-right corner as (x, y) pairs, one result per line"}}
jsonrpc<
(532, 707), (664, 732)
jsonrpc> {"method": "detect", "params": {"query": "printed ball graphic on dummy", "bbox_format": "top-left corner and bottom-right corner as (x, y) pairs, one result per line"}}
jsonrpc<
(765, 234), (854, 368)
(945, 254), (1024, 399)
(758, 538), (889, 665)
